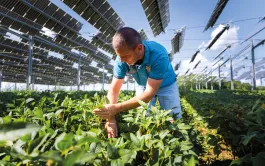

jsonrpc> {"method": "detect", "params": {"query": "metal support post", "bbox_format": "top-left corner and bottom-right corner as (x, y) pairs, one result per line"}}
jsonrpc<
(77, 53), (81, 91)
(230, 54), (234, 90)
(55, 78), (57, 90)
(211, 70), (213, 90)
(27, 35), (33, 90)
(102, 64), (105, 91)
(0, 71), (2, 91)
(251, 40), (256, 90)
(127, 80), (129, 91)
(218, 64), (221, 90)
(32, 75), (35, 91)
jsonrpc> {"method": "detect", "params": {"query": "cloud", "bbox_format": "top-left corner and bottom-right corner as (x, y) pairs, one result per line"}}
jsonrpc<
(178, 53), (213, 75)
(201, 25), (240, 51)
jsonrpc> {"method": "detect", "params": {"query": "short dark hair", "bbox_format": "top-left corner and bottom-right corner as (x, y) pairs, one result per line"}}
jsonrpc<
(112, 27), (142, 50)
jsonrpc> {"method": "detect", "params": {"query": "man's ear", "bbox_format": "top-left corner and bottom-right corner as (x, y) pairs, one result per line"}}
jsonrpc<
(137, 44), (144, 51)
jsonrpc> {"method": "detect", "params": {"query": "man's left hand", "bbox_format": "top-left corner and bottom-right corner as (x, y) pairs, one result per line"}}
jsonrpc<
(93, 104), (121, 119)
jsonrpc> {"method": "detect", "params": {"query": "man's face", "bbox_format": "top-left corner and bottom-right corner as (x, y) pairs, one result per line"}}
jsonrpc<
(114, 44), (143, 65)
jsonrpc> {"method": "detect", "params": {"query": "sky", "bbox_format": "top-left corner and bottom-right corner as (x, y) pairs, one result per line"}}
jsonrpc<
(2, 0), (265, 90)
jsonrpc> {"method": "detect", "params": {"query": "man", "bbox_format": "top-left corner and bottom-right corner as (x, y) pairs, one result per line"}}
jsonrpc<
(93, 27), (181, 138)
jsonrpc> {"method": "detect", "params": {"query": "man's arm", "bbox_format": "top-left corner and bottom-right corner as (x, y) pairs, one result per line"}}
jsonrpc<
(105, 77), (123, 138)
(107, 77), (124, 104)
(117, 77), (162, 112)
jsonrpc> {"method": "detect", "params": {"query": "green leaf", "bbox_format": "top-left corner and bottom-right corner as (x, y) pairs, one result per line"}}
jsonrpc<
(130, 133), (141, 148)
(229, 159), (242, 166)
(63, 150), (85, 166)
(159, 130), (170, 139)
(177, 123), (192, 130)
(107, 143), (120, 160)
(186, 155), (196, 166)
(13, 139), (26, 155)
(34, 108), (43, 119)
(180, 141), (193, 151)
(76, 152), (97, 164)
(2, 116), (11, 123)
(252, 99), (261, 111)
(256, 109), (264, 126)
(174, 156), (182, 163)
(138, 100), (147, 107)
(118, 149), (137, 164)
(26, 98), (34, 104)
(252, 152), (265, 166)
(40, 150), (63, 162)
(20, 134), (31, 142)
(242, 133), (256, 146)
(0, 122), (40, 141)
(90, 142), (102, 153)
(55, 132), (74, 151)
(29, 134), (50, 155)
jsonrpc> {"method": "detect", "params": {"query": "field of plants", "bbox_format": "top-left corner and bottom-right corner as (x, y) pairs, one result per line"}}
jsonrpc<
(0, 89), (264, 166)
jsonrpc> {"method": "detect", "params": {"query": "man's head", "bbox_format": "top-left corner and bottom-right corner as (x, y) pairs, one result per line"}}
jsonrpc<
(112, 27), (144, 65)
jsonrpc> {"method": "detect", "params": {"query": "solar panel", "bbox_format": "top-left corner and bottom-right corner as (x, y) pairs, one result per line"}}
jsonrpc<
(90, 32), (116, 59)
(139, 29), (149, 41)
(205, 24), (230, 51)
(62, 0), (124, 38)
(193, 60), (201, 70)
(174, 61), (181, 71)
(204, 0), (229, 31)
(214, 45), (231, 60)
(184, 69), (190, 75)
(171, 26), (186, 54)
(190, 50), (200, 63)
(235, 70), (251, 80)
(140, 0), (170, 36)
(212, 57), (224, 66)
(0, 0), (83, 40)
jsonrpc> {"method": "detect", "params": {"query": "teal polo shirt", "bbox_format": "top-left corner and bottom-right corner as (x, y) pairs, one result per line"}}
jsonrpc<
(113, 40), (176, 88)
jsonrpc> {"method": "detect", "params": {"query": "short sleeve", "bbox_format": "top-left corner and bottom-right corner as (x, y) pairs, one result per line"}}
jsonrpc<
(113, 57), (128, 79)
(149, 55), (169, 80)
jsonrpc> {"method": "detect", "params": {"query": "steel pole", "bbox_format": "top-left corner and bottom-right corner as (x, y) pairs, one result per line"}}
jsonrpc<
(27, 35), (33, 90)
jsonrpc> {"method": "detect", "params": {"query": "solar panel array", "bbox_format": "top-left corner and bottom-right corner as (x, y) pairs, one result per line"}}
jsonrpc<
(62, 0), (124, 60)
(140, 0), (170, 36)
(0, 0), (120, 86)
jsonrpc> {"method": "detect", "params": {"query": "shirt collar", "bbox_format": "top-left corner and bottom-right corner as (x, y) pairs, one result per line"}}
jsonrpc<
(142, 40), (150, 65)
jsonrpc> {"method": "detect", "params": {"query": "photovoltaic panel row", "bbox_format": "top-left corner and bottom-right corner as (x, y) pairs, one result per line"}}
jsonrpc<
(0, 5), (42, 36)
(204, 0), (229, 31)
(0, 2), (111, 65)
(0, 36), (106, 78)
(62, 0), (125, 38)
(1, 32), (113, 79)
(140, 0), (170, 36)
(91, 32), (116, 57)
(0, 0), (82, 38)
(0, 63), (97, 85)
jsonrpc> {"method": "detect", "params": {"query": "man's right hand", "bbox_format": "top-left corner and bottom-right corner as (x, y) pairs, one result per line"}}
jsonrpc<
(105, 117), (118, 138)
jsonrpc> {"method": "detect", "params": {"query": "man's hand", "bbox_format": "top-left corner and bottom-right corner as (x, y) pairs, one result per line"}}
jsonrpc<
(105, 117), (118, 138)
(93, 104), (121, 119)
